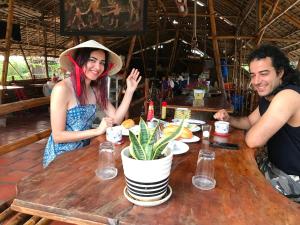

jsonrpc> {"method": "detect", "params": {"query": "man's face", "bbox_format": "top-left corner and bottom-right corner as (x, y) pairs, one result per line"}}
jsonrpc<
(249, 57), (283, 97)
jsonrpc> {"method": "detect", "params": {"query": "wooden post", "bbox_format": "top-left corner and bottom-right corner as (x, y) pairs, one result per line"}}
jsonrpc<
(42, 15), (49, 79)
(297, 59), (300, 71)
(208, 0), (225, 93)
(0, 0), (14, 104)
(138, 36), (147, 78)
(257, 0), (263, 29)
(167, 29), (179, 76)
(19, 44), (34, 79)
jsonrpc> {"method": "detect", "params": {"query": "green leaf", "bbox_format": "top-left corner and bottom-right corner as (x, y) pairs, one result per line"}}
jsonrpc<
(129, 130), (146, 160)
(138, 118), (149, 148)
(151, 142), (168, 160)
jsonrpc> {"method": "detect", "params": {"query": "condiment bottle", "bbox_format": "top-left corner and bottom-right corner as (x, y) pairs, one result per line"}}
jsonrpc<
(147, 101), (154, 121)
(161, 101), (167, 120)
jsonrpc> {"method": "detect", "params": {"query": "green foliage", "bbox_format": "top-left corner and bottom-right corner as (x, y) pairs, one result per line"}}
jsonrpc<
(129, 118), (184, 160)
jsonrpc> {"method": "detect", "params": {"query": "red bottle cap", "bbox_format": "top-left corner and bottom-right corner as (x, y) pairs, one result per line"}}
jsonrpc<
(149, 101), (154, 106)
(162, 101), (167, 106)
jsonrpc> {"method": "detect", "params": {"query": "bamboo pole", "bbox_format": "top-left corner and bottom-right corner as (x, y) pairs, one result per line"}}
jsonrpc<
(208, 0), (225, 93)
(138, 36), (147, 77)
(19, 44), (34, 79)
(297, 59), (300, 71)
(23, 216), (41, 225)
(257, 0), (300, 34)
(256, 0), (280, 46)
(42, 15), (49, 79)
(236, 0), (256, 34)
(208, 36), (300, 42)
(0, 0), (14, 104)
(258, 0), (263, 29)
(167, 29), (179, 76)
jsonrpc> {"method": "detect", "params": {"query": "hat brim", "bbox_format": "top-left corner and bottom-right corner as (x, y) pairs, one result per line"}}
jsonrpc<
(59, 40), (122, 76)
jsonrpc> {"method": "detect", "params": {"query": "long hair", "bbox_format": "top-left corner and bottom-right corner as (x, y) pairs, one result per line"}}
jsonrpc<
(248, 44), (300, 95)
(70, 47), (109, 109)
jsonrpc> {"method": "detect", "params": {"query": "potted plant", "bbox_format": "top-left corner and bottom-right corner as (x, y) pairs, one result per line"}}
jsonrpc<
(121, 118), (184, 202)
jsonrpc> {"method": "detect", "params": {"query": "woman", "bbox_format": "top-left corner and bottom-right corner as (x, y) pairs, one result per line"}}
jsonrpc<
(43, 40), (141, 167)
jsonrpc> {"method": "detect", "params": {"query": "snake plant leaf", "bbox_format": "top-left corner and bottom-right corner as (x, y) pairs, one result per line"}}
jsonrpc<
(152, 142), (169, 160)
(129, 130), (146, 160)
(129, 143), (137, 160)
(138, 118), (149, 148)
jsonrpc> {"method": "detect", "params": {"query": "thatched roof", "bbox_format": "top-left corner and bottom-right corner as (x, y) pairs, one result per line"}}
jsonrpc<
(0, 0), (299, 62)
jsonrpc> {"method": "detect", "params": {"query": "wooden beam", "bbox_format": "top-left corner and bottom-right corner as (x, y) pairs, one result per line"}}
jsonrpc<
(208, 36), (300, 43)
(0, 129), (51, 156)
(0, 96), (50, 116)
(258, 0), (300, 33)
(258, 0), (263, 28)
(208, 0), (224, 93)
(265, 0), (300, 29)
(297, 59), (300, 71)
(237, 0), (256, 34)
(138, 36), (147, 77)
(256, 0), (280, 46)
(281, 41), (300, 50)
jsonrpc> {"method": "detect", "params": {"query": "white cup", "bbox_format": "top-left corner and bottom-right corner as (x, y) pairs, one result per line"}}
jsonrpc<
(214, 121), (230, 134)
(106, 126), (122, 143)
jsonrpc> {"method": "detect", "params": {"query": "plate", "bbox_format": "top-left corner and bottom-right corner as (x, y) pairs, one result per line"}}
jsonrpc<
(167, 140), (189, 155)
(124, 185), (172, 207)
(168, 122), (200, 132)
(121, 125), (139, 136)
(172, 118), (206, 125)
(180, 135), (200, 143)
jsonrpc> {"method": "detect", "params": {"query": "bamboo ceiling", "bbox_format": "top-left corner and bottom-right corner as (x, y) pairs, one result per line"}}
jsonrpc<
(0, 0), (299, 62)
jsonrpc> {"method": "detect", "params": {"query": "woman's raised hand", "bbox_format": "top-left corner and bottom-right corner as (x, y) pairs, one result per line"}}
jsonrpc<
(126, 68), (142, 93)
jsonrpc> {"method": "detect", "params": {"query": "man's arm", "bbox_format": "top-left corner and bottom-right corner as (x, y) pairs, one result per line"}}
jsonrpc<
(245, 89), (300, 148)
(214, 108), (260, 130)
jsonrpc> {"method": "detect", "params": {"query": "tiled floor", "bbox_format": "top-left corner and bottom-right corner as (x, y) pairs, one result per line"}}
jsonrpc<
(0, 109), (73, 224)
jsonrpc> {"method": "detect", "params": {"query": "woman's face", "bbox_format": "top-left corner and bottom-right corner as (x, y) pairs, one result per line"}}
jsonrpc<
(82, 50), (106, 81)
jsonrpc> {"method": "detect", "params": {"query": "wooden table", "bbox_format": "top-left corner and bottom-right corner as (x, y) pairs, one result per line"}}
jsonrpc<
(166, 93), (233, 113)
(11, 128), (300, 225)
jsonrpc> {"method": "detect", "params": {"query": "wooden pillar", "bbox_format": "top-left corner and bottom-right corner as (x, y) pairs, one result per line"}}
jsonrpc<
(208, 0), (224, 93)
(138, 36), (147, 78)
(19, 44), (33, 79)
(167, 29), (179, 76)
(297, 59), (300, 71)
(257, 0), (263, 29)
(42, 15), (49, 79)
(0, 0), (14, 104)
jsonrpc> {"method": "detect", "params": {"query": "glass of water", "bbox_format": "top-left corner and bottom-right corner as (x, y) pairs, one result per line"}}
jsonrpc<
(192, 149), (216, 190)
(95, 141), (118, 180)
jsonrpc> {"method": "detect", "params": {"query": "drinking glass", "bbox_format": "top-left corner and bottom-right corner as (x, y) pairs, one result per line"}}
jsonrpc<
(202, 124), (212, 139)
(192, 149), (216, 190)
(95, 141), (118, 180)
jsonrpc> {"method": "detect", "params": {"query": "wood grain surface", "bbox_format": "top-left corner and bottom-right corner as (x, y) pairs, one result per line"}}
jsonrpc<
(11, 128), (300, 225)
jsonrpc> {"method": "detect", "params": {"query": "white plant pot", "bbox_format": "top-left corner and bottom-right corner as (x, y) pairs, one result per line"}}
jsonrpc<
(121, 146), (173, 202)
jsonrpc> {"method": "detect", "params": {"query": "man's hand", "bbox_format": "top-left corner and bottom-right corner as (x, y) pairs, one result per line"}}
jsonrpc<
(213, 109), (230, 122)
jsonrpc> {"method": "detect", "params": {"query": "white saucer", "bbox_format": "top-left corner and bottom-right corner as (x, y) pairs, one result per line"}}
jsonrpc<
(124, 185), (172, 207)
(172, 118), (206, 125)
(121, 125), (139, 136)
(180, 135), (200, 143)
(167, 140), (189, 155)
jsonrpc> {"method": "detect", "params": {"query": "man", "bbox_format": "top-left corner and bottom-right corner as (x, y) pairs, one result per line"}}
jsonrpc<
(214, 45), (300, 202)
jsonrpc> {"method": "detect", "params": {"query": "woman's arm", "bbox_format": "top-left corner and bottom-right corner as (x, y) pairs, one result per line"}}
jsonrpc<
(104, 68), (141, 124)
(50, 81), (112, 143)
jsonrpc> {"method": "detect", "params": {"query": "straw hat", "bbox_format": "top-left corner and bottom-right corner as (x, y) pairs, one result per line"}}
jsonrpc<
(59, 40), (123, 76)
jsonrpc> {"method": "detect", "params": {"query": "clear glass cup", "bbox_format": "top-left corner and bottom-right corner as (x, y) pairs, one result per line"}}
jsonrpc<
(95, 141), (118, 180)
(202, 124), (212, 139)
(192, 149), (216, 190)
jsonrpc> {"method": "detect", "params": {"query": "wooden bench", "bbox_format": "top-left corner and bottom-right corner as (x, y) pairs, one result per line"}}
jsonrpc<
(0, 200), (52, 225)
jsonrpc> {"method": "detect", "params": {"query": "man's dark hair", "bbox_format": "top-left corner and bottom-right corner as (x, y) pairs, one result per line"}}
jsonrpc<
(248, 44), (300, 95)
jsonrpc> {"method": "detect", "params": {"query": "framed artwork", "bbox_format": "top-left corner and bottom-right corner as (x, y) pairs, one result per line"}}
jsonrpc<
(60, 0), (147, 36)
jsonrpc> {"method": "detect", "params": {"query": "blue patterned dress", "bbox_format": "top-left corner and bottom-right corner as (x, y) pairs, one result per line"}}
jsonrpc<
(43, 104), (96, 167)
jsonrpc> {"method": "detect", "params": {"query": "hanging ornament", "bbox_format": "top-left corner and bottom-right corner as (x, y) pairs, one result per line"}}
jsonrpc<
(175, 0), (188, 17)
